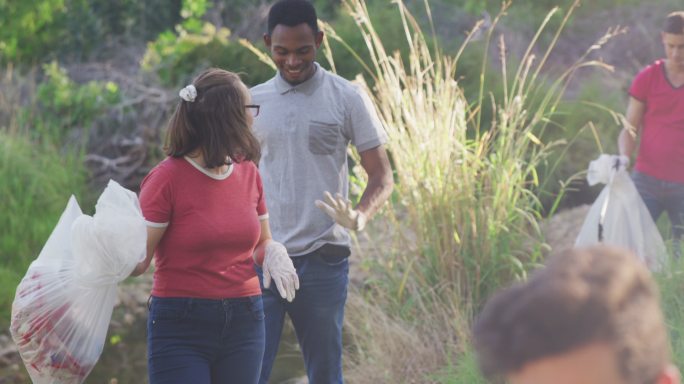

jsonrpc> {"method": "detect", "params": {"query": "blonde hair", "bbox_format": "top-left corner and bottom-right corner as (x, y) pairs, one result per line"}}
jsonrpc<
(474, 246), (670, 384)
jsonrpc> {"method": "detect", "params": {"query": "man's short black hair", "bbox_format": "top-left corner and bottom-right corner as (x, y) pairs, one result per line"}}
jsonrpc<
(267, 0), (319, 36)
(663, 11), (684, 34)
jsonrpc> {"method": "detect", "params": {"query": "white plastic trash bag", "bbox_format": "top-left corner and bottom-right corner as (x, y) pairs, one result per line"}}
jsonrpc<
(10, 180), (146, 384)
(575, 154), (667, 271)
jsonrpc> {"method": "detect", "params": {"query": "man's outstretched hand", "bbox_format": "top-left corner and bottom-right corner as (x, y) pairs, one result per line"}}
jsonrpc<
(315, 191), (367, 231)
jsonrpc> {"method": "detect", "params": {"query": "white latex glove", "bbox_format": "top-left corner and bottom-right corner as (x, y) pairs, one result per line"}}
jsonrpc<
(262, 241), (299, 302)
(314, 191), (367, 231)
(587, 154), (629, 186)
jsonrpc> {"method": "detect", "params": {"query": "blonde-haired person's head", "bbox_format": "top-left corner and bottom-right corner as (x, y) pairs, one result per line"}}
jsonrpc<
(473, 245), (680, 384)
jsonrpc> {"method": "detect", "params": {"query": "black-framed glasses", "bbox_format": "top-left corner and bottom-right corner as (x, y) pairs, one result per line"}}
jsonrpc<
(245, 104), (260, 117)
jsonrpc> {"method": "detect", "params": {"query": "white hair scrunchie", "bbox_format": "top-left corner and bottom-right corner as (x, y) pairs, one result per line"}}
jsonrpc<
(179, 84), (197, 102)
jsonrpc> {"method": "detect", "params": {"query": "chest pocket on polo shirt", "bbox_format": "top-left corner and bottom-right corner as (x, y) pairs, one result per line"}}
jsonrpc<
(309, 120), (340, 155)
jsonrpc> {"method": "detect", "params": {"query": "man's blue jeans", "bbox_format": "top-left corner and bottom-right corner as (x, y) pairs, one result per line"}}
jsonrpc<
(256, 244), (350, 384)
(632, 171), (684, 250)
(147, 295), (265, 384)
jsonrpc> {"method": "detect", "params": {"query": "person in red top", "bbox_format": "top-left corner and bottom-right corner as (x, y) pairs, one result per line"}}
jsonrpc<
(130, 68), (299, 384)
(618, 11), (684, 252)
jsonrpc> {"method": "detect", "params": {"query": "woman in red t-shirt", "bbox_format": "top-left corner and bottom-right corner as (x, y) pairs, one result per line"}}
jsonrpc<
(618, 12), (684, 253)
(130, 68), (299, 384)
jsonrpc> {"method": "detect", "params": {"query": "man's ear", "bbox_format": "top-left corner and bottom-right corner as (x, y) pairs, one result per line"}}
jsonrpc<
(263, 33), (272, 49)
(655, 364), (681, 384)
(314, 31), (324, 49)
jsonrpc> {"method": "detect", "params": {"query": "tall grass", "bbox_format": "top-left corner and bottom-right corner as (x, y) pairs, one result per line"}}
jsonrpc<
(0, 68), (92, 327)
(322, 0), (621, 381)
(340, 0), (617, 312)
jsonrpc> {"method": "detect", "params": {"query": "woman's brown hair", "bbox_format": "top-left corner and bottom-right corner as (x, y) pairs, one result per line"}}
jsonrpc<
(165, 68), (260, 167)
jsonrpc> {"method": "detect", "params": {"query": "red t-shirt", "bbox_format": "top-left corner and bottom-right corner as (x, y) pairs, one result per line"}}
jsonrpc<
(139, 156), (267, 299)
(629, 60), (684, 183)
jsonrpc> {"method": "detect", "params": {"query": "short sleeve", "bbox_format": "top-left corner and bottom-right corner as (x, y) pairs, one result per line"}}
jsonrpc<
(139, 164), (173, 227)
(256, 169), (268, 220)
(345, 85), (388, 153)
(629, 64), (654, 102)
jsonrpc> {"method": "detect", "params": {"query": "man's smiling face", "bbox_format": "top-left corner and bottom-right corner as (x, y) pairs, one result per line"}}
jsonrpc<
(265, 23), (323, 85)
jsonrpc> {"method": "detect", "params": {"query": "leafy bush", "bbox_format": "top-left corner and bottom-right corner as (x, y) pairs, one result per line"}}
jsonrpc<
(0, 0), (182, 64)
(141, 0), (274, 87)
(142, 23), (274, 87)
(20, 61), (121, 144)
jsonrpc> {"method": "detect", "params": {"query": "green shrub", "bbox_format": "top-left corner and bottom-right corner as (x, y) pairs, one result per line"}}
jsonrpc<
(142, 23), (274, 87)
(141, 0), (274, 87)
(20, 61), (121, 144)
(0, 0), (182, 64)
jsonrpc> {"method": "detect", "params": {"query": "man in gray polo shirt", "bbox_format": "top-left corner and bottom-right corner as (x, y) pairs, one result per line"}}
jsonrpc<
(250, 1), (393, 383)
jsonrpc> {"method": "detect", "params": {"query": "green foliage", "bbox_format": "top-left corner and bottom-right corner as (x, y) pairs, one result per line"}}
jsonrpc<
(0, 65), (114, 326)
(313, 0), (342, 20)
(540, 72), (627, 208)
(141, 0), (273, 87)
(18, 61), (121, 144)
(142, 23), (274, 87)
(0, 0), (182, 64)
(0, 131), (91, 327)
(0, 0), (66, 62)
(321, 1), (416, 81)
(87, 0), (182, 39)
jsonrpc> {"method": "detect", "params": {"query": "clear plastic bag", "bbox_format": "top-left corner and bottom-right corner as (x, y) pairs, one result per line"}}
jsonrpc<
(10, 180), (146, 384)
(575, 154), (667, 271)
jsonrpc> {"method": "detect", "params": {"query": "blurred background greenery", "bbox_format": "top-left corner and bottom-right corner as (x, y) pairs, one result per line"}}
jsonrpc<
(1, 0), (683, 383)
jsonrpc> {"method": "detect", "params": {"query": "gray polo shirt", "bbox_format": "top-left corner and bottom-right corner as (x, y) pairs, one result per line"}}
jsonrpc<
(251, 63), (387, 256)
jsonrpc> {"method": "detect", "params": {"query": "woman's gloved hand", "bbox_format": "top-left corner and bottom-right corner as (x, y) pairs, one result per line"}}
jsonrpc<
(262, 241), (299, 302)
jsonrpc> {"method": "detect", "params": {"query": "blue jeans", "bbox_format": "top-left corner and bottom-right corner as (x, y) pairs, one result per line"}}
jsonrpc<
(256, 244), (350, 384)
(147, 295), (265, 384)
(632, 171), (684, 244)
